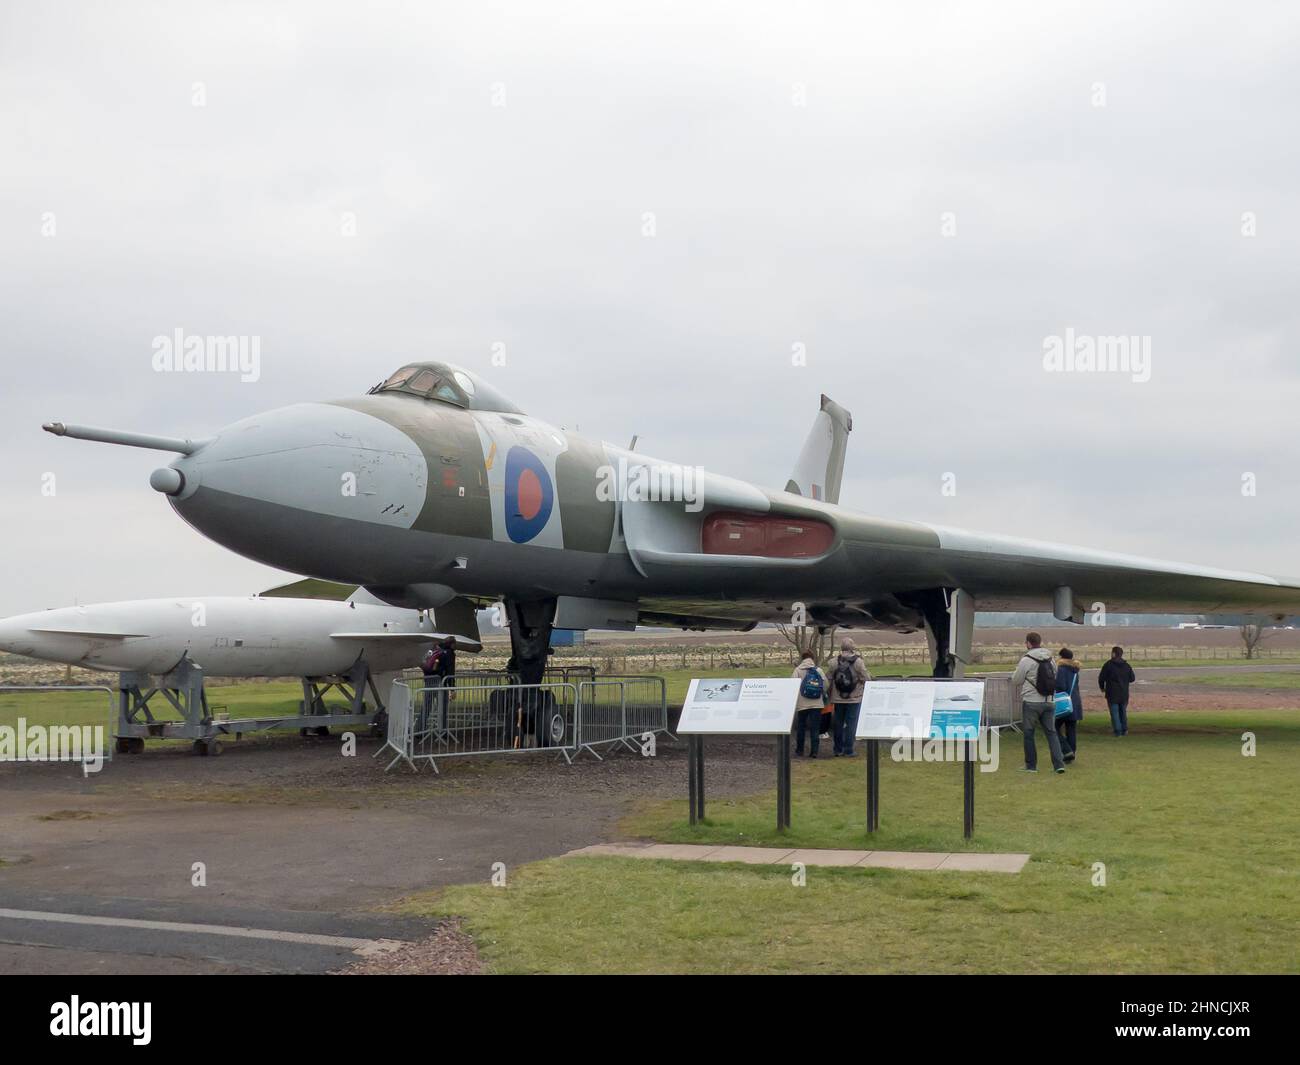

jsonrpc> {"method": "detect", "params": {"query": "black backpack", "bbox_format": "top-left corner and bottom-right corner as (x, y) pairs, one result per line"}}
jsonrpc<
(1026, 653), (1056, 697)
(832, 655), (859, 697)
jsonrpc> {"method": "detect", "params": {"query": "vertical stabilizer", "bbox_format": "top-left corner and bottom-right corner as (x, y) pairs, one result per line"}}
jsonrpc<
(785, 395), (853, 504)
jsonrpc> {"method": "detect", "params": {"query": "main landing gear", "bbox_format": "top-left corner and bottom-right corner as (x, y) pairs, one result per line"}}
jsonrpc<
(903, 588), (974, 678)
(503, 598), (557, 687)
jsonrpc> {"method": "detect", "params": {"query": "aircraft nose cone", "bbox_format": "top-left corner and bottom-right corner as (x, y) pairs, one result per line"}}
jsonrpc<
(166, 401), (428, 575)
(150, 467), (185, 496)
(0, 615), (37, 658)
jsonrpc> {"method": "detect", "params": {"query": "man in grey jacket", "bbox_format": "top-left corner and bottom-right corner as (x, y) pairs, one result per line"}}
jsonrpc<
(1010, 632), (1066, 774)
(828, 637), (870, 757)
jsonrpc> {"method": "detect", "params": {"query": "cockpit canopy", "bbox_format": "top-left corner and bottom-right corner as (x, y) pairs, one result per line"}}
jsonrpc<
(369, 362), (523, 414)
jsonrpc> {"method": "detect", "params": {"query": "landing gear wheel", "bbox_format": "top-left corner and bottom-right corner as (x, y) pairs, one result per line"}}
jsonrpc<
(115, 737), (145, 755)
(193, 739), (223, 757)
(314, 725), (330, 737)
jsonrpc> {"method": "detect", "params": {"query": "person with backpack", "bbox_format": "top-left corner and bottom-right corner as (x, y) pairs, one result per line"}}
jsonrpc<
(792, 648), (829, 758)
(1054, 647), (1083, 763)
(1098, 645), (1136, 736)
(827, 638), (870, 757)
(420, 636), (457, 732)
(1011, 631), (1066, 773)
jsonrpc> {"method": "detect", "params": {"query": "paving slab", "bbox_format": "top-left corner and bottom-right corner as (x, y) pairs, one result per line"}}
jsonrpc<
(937, 852), (1030, 873)
(704, 846), (796, 864)
(561, 843), (1030, 873)
(636, 844), (723, 860)
(564, 843), (652, 857)
(857, 850), (950, 870)
(784, 849), (872, 867)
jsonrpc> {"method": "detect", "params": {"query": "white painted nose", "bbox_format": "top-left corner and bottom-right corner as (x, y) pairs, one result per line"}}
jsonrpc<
(0, 614), (39, 658)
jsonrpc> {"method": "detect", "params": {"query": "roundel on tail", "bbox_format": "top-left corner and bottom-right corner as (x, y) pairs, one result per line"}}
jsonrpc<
(504, 446), (554, 543)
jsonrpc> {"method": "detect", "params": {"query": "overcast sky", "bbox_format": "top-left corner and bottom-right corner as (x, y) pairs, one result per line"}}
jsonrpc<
(2, 1), (1299, 615)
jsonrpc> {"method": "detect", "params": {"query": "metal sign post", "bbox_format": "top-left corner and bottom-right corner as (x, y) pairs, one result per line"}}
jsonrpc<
(857, 678), (985, 839)
(677, 677), (802, 832)
(865, 738), (880, 832)
(688, 734), (705, 824)
(776, 734), (791, 831)
(963, 738), (975, 839)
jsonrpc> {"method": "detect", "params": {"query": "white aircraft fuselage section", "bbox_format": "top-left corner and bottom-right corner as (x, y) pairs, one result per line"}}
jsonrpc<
(0, 596), (446, 676)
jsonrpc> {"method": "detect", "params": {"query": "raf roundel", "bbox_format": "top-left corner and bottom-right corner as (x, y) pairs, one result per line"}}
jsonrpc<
(504, 446), (555, 543)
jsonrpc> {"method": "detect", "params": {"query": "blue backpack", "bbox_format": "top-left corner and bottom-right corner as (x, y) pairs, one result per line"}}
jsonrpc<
(800, 666), (827, 701)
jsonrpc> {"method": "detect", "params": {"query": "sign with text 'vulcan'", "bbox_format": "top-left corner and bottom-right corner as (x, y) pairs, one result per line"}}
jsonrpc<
(857, 680), (985, 740)
(677, 677), (801, 734)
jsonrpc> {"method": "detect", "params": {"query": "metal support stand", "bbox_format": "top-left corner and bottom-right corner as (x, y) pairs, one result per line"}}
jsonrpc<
(115, 657), (382, 754)
(865, 738), (880, 832)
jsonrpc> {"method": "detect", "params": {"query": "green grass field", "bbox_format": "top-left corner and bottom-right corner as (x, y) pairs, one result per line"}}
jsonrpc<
(404, 709), (1300, 973)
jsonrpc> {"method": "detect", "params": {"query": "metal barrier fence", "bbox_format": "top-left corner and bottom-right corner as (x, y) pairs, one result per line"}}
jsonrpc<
(575, 676), (671, 757)
(385, 676), (579, 773)
(0, 684), (117, 770)
(979, 675), (1019, 730)
(374, 678), (416, 771)
(379, 672), (670, 772)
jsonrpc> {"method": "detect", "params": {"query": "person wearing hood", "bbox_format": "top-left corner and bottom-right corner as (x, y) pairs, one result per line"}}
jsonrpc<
(1054, 647), (1083, 763)
(792, 648), (829, 758)
(1098, 645), (1136, 736)
(1011, 631), (1066, 773)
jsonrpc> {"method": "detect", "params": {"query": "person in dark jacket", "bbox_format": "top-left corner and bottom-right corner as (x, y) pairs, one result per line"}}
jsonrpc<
(420, 637), (457, 731)
(1098, 645), (1135, 736)
(1054, 648), (1083, 762)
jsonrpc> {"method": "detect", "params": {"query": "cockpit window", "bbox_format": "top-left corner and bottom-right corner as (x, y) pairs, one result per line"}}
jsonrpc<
(369, 361), (523, 414)
(407, 369), (440, 395)
(380, 366), (417, 389)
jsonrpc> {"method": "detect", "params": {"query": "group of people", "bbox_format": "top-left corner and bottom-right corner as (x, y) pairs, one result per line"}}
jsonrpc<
(791, 631), (1137, 770)
(1013, 632), (1136, 774)
(792, 638), (869, 758)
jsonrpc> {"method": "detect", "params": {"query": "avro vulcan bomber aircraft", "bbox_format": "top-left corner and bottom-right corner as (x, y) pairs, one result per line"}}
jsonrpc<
(44, 361), (1300, 683)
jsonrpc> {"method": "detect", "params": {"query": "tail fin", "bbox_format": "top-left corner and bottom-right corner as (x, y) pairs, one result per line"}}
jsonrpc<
(785, 395), (853, 504)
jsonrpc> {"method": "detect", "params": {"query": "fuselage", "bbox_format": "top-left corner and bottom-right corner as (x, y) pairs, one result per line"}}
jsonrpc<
(159, 390), (861, 604)
(0, 596), (440, 676)
(151, 384), (1300, 625)
(107, 361), (1300, 628)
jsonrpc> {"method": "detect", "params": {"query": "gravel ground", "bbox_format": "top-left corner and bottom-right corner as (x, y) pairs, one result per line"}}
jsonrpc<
(334, 919), (483, 975)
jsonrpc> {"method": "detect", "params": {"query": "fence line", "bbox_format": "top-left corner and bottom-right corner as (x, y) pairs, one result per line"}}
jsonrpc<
(380, 673), (670, 772)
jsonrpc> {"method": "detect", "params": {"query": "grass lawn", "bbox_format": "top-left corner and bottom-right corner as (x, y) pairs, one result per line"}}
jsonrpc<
(404, 709), (1300, 973)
